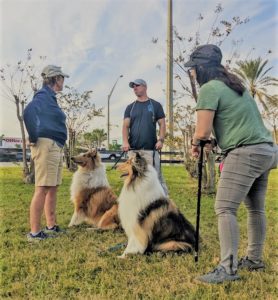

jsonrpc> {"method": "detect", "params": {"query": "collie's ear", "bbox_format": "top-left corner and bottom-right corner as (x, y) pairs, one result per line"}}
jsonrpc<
(90, 148), (97, 157)
(132, 165), (138, 176)
(135, 151), (142, 160)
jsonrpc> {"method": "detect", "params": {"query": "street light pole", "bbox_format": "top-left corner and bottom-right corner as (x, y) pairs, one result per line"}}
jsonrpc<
(107, 75), (123, 149)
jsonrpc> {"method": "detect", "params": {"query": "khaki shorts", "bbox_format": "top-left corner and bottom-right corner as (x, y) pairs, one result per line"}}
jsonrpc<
(31, 138), (64, 187)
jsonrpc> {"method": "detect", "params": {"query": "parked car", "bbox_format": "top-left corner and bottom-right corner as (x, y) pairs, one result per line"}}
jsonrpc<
(0, 153), (17, 162)
(98, 150), (122, 161)
(15, 151), (31, 162)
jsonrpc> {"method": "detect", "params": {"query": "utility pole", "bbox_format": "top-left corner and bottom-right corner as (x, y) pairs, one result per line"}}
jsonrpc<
(166, 0), (173, 138)
(107, 75), (123, 149)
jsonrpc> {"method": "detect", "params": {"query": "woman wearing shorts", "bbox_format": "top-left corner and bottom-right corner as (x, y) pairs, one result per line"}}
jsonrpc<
(24, 65), (69, 241)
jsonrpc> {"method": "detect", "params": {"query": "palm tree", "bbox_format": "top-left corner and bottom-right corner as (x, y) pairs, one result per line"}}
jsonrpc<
(83, 129), (107, 149)
(233, 58), (278, 110)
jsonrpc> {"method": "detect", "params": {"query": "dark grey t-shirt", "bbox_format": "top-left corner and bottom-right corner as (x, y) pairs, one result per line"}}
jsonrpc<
(124, 99), (165, 150)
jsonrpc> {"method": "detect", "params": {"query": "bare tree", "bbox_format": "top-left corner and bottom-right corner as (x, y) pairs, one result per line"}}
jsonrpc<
(0, 49), (45, 181)
(58, 86), (103, 170)
(153, 3), (250, 192)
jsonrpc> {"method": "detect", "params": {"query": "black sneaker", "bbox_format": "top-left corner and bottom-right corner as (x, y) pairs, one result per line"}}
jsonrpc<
(45, 225), (66, 234)
(238, 256), (265, 271)
(27, 231), (50, 242)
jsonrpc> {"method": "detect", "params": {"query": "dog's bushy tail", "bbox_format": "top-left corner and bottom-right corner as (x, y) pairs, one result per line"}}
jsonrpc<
(153, 241), (192, 252)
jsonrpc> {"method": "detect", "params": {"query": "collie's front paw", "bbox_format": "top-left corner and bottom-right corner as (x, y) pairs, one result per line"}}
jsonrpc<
(117, 253), (126, 259)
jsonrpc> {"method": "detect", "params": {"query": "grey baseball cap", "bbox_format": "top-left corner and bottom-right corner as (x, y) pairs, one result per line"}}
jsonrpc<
(41, 65), (69, 78)
(129, 79), (147, 88)
(184, 44), (222, 68)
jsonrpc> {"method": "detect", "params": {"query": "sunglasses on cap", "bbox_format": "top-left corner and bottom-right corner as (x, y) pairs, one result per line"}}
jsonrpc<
(132, 84), (141, 88)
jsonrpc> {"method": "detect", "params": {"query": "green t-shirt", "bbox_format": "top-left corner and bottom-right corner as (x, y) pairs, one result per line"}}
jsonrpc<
(196, 80), (273, 151)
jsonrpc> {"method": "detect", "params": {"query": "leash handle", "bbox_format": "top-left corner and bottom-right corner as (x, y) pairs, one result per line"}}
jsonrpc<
(194, 139), (210, 262)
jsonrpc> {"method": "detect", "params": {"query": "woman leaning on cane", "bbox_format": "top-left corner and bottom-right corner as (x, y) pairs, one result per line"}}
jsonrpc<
(187, 44), (277, 284)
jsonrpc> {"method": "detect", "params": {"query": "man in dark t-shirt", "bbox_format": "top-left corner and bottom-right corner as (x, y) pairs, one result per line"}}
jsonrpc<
(122, 79), (168, 195)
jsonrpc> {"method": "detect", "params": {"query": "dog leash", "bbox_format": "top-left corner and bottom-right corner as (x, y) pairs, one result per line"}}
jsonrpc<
(108, 148), (136, 171)
(106, 242), (127, 252)
(108, 151), (127, 171)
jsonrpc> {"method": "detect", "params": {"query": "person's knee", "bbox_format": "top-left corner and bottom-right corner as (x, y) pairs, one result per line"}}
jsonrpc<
(34, 186), (49, 197)
(215, 201), (237, 217)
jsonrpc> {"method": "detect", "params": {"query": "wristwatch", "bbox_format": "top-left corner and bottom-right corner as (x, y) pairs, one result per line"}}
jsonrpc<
(158, 138), (164, 143)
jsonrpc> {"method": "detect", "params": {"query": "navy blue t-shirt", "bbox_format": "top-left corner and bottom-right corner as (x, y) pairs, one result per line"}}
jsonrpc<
(124, 99), (165, 150)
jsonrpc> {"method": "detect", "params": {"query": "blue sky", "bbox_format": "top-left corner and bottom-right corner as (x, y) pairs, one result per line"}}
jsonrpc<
(0, 0), (277, 142)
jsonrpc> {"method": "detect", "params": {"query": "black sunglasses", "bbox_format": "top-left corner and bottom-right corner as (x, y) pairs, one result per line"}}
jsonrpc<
(133, 84), (141, 88)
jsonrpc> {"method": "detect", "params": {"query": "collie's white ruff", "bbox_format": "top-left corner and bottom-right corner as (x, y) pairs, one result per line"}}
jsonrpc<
(69, 163), (110, 227)
(118, 165), (166, 257)
(70, 163), (109, 202)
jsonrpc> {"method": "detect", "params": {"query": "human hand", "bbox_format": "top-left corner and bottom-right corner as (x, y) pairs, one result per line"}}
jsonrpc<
(155, 140), (163, 150)
(122, 142), (130, 152)
(27, 141), (36, 147)
(191, 145), (200, 158)
(204, 143), (213, 153)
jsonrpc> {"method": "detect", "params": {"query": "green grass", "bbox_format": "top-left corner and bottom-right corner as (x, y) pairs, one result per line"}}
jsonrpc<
(0, 165), (277, 299)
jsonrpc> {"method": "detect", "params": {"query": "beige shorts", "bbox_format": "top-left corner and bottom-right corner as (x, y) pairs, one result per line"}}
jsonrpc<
(31, 138), (64, 187)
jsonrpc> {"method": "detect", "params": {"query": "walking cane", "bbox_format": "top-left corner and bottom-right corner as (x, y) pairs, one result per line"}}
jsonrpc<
(195, 139), (211, 262)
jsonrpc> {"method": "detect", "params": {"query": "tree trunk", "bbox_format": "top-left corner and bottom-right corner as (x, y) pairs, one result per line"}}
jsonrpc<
(205, 150), (216, 194)
(273, 124), (277, 144)
(24, 158), (35, 184)
(68, 129), (77, 171)
(15, 96), (33, 182)
(188, 71), (198, 102)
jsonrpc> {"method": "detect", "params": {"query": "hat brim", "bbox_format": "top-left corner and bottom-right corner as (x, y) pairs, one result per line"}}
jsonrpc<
(129, 82), (135, 88)
(61, 72), (69, 78)
(184, 61), (196, 68)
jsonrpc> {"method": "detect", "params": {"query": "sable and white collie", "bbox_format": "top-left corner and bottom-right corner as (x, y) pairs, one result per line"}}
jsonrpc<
(117, 152), (196, 258)
(68, 149), (120, 230)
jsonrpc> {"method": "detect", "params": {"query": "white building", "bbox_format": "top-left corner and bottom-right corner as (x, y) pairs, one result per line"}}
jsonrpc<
(0, 137), (23, 149)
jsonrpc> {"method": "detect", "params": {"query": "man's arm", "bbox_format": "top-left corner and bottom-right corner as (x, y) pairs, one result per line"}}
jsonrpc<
(122, 118), (130, 151)
(155, 118), (166, 150)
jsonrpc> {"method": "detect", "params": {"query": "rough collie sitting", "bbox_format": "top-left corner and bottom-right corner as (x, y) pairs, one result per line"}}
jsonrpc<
(117, 152), (196, 258)
(68, 149), (120, 230)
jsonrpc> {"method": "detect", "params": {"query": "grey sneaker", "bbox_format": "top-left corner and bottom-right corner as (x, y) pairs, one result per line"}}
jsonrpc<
(196, 265), (240, 284)
(45, 225), (66, 234)
(238, 256), (265, 271)
(27, 231), (50, 242)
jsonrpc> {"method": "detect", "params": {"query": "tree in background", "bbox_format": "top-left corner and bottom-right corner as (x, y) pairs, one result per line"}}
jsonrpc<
(155, 3), (250, 191)
(58, 86), (103, 170)
(262, 96), (278, 143)
(82, 129), (107, 149)
(233, 58), (278, 110)
(0, 49), (45, 181)
(109, 142), (121, 151)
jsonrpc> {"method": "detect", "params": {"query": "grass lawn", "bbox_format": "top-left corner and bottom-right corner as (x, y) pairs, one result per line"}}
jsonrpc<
(0, 165), (277, 299)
